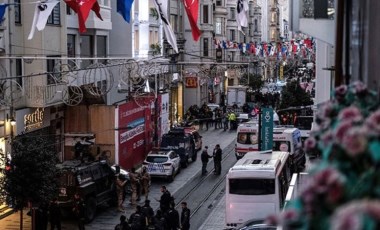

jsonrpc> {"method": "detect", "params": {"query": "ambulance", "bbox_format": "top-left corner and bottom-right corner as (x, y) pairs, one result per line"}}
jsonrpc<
(235, 124), (306, 172)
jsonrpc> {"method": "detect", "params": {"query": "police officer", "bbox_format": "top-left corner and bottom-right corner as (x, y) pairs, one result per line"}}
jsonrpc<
(201, 146), (212, 176)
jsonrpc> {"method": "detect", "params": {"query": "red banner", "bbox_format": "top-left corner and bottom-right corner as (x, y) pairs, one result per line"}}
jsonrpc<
(118, 98), (153, 169)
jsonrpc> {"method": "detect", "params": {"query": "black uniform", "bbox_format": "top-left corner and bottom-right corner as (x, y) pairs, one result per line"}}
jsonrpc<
(181, 207), (191, 230)
(160, 190), (172, 213)
(201, 149), (212, 175)
(166, 207), (180, 230)
(213, 147), (222, 175)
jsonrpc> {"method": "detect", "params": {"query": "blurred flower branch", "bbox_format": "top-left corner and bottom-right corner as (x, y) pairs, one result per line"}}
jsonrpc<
(268, 82), (380, 229)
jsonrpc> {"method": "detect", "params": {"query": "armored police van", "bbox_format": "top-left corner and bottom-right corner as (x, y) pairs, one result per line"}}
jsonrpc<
(160, 127), (197, 168)
(57, 160), (117, 222)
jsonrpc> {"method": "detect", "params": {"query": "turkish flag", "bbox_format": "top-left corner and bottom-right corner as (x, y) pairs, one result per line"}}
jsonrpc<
(183, 0), (201, 41)
(64, 0), (103, 33)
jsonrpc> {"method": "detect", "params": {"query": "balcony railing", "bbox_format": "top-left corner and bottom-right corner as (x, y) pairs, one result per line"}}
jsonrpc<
(301, 0), (335, 20)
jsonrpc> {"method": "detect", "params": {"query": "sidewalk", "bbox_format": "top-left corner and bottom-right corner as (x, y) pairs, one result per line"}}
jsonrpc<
(0, 127), (237, 230)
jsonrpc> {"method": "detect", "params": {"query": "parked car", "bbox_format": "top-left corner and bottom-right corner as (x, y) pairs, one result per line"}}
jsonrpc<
(56, 160), (116, 222)
(143, 149), (181, 182)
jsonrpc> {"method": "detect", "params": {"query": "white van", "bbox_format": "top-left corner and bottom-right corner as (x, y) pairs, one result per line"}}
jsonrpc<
(225, 151), (292, 228)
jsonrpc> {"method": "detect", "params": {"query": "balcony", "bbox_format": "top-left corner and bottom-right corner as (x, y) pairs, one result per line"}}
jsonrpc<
(289, 0), (336, 45)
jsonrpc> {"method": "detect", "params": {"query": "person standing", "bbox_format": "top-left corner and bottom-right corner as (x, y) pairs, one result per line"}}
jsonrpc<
(213, 144), (222, 175)
(128, 205), (146, 230)
(158, 186), (172, 214)
(116, 174), (127, 212)
(72, 193), (86, 230)
(201, 146), (212, 176)
(140, 166), (151, 201)
(114, 215), (131, 230)
(153, 210), (167, 230)
(129, 168), (140, 205)
(141, 199), (154, 228)
(180, 202), (191, 230)
(166, 203), (180, 230)
(49, 198), (61, 230)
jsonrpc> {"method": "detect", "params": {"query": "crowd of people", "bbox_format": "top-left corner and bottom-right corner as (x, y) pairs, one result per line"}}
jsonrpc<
(183, 103), (240, 131)
(114, 185), (190, 230)
(33, 192), (86, 230)
(114, 167), (191, 230)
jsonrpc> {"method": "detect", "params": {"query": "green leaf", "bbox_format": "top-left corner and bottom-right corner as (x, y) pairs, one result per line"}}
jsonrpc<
(369, 141), (380, 162)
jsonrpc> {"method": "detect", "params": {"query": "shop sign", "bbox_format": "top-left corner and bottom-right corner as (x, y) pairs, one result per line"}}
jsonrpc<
(16, 107), (51, 135)
(185, 77), (198, 88)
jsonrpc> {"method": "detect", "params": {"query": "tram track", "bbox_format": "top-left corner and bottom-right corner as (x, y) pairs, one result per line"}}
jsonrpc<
(173, 140), (236, 218)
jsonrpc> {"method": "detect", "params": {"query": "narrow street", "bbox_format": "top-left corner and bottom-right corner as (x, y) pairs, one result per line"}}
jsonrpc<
(0, 128), (237, 230)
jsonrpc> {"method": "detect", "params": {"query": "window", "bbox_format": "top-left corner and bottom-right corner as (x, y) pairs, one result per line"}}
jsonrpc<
(170, 15), (178, 33)
(150, 29), (159, 45)
(216, 0), (222, 6)
(203, 38), (209, 57)
(46, 56), (61, 85)
(229, 178), (275, 195)
(134, 30), (139, 52)
(203, 5), (209, 23)
(230, 29), (235, 41)
(230, 7), (235, 20)
(215, 18), (222, 35)
(96, 35), (107, 64)
(14, 0), (21, 23)
(16, 59), (23, 87)
(254, 19), (258, 32)
(66, 4), (72, 15)
(237, 132), (258, 145)
(80, 35), (93, 68)
(273, 141), (290, 152)
(67, 34), (76, 67)
(47, 3), (61, 25)
(67, 34), (76, 57)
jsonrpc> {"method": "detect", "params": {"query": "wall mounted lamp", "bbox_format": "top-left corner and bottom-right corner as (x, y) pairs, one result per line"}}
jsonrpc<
(7, 114), (16, 126)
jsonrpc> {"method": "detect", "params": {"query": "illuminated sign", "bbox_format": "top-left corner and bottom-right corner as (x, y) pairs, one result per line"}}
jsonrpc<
(24, 108), (44, 132)
(185, 77), (198, 88)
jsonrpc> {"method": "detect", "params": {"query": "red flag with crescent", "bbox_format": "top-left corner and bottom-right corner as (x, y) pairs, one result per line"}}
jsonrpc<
(183, 0), (201, 41)
(65, 0), (103, 33)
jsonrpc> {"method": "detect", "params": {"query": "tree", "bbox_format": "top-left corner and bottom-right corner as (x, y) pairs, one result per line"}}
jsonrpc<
(278, 80), (313, 109)
(4, 134), (59, 229)
(240, 73), (264, 92)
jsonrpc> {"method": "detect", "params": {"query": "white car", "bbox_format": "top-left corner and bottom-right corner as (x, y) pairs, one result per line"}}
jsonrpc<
(143, 150), (181, 182)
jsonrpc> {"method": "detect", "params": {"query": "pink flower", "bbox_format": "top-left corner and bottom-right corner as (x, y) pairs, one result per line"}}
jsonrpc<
(331, 200), (380, 230)
(304, 137), (317, 151)
(335, 121), (353, 143)
(352, 81), (367, 95)
(365, 109), (380, 136)
(334, 85), (348, 101)
(338, 106), (363, 123)
(320, 130), (334, 148)
(341, 127), (368, 157)
(318, 101), (335, 119)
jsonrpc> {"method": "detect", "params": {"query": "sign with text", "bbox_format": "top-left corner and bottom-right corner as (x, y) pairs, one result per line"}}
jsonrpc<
(185, 77), (198, 88)
(261, 108), (273, 151)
